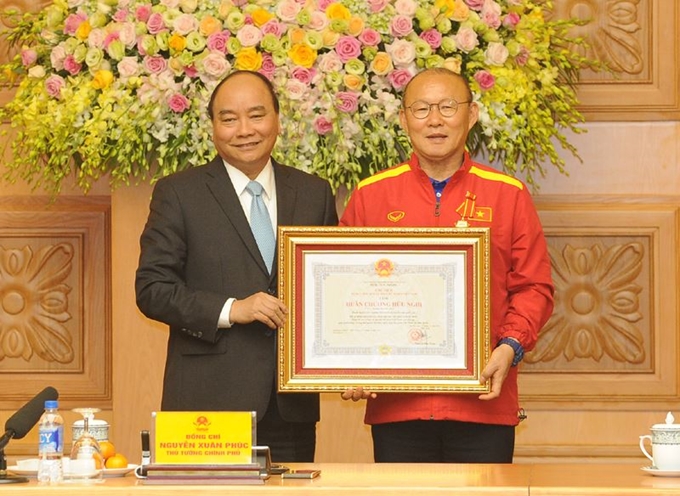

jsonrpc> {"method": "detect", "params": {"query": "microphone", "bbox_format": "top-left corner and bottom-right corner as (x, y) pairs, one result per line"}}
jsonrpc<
(0, 387), (59, 450)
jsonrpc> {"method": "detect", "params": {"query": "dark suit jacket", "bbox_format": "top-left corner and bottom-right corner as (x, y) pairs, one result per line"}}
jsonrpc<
(135, 157), (338, 422)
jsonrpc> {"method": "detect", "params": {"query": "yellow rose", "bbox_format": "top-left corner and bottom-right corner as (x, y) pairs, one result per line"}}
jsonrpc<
(443, 57), (462, 74)
(326, 3), (350, 20)
(347, 16), (364, 37)
(92, 69), (113, 89)
(251, 8), (274, 27)
(218, 0), (234, 19)
(343, 74), (363, 91)
(288, 43), (317, 68)
(288, 27), (306, 45)
(199, 16), (222, 36)
(75, 20), (91, 41)
(435, 0), (469, 21)
(169, 34), (186, 53)
(370, 52), (393, 76)
(234, 47), (262, 71)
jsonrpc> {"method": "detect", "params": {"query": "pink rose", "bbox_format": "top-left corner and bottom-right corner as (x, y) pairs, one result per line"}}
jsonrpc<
(103, 32), (120, 49)
(334, 35), (361, 63)
(390, 15), (413, 38)
(184, 65), (198, 78)
(335, 91), (359, 113)
(261, 20), (285, 38)
(313, 115), (333, 135)
(503, 12), (520, 29)
(135, 4), (152, 22)
(21, 49), (37, 67)
(113, 9), (128, 22)
(474, 70), (495, 90)
(465, 0), (484, 10)
(291, 66), (315, 85)
(481, 0), (502, 29)
(64, 12), (87, 36)
(118, 23), (137, 47)
(88, 28), (106, 48)
(420, 29), (442, 49)
(388, 68), (413, 90)
(317, 0), (334, 10)
(515, 46), (529, 66)
(144, 55), (168, 74)
(147, 12), (166, 35)
(358, 28), (381, 47)
(63, 55), (82, 75)
(484, 42), (509, 66)
(45, 74), (65, 99)
(367, 0), (389, 13)
(168, 93), (190, 113)
(207, 31), (229, 52)
(259, 53), (276, 79)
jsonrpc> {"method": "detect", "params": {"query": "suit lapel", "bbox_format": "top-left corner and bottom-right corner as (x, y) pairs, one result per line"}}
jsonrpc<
(204, 157), (269, 275)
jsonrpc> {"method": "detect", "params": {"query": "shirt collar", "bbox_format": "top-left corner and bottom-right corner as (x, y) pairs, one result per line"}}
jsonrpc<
(223, 159), (275, 199)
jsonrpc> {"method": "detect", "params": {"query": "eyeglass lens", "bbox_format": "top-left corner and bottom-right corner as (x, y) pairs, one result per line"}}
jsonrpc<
(408, 99), (462, 119)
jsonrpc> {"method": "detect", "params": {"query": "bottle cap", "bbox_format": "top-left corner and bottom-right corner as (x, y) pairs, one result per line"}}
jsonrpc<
(45, 400), (58, 408)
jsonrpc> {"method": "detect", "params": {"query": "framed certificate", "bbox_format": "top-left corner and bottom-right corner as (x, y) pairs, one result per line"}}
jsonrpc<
(277, 227), (491, 393)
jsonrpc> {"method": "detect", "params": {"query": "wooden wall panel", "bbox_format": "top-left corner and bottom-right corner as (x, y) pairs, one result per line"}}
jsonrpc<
(552, 0), (680, 120)
(0, 196), (112, 405)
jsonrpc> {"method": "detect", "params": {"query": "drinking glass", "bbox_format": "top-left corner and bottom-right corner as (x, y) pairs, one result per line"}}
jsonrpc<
(66, 408), (104, 482)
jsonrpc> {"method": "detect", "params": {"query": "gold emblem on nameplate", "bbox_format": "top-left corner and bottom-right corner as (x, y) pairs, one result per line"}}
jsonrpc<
(374, 258), (394, 277)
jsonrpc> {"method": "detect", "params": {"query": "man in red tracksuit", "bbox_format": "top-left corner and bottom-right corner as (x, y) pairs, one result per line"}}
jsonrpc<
(340, 68), (554, 463)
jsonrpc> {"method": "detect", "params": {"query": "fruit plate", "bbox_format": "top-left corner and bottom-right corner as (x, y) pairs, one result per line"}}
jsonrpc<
(8, 461), (137, 478)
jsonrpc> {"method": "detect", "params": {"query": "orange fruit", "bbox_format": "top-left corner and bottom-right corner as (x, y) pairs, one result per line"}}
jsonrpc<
(99, 441), (116, 460)
(105, 453), (128, 469)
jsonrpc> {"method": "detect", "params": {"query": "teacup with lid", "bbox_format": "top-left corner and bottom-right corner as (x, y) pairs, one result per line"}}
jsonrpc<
(639, 412), (680, 471)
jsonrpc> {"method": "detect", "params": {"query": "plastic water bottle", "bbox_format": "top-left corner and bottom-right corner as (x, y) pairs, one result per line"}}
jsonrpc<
(37, 400), (64, 483)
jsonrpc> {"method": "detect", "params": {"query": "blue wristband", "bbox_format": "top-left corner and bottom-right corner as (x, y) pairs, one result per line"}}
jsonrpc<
(497, 338), (524, 367)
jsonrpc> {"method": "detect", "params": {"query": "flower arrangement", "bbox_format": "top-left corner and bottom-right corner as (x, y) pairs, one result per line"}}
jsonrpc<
(0, 0), (591, 194)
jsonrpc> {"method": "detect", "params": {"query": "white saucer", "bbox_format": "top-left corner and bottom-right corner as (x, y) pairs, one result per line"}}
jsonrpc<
(8, 463), (137, 478)
(641, 466), (680, 477)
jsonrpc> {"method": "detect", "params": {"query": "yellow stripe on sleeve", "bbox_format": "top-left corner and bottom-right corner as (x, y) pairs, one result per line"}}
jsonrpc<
(356, 164), (412, 190)
(469, 166), (524, 190)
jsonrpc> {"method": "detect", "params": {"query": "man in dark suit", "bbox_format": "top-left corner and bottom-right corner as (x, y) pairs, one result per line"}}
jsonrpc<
(135, 71), (338, 462)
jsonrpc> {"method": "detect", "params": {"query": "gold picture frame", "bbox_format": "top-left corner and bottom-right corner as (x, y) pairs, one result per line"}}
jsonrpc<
(277, 226), (491, 393)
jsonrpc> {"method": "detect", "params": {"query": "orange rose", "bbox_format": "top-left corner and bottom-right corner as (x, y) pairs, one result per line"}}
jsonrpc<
(288, 27), (306, 45)
(288, 44), (317, 68)
(169, 34), (186, 53)
(251, 8), (274, 27)
(347, 16), (365, 37)
(199, 16), (222, 36)
(343, 74), (363, 91)
(370, 52), (393, 76)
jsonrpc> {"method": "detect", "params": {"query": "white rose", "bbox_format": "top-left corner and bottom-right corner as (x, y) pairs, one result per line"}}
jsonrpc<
(454, 27), (478, 53)
(308, 11), (328, 31)
(173, 14), (199, 36)
(316, 52), (343, 73)
(386, 39), (416, 67)
(50, 46), (67, 70)
(484, 42), (509, 66)
(28, 65), (46, 78)
(118, 23), (137, 48)
(394, 0), (417, 16)
(236, 25), (263, 47)
(201, 52), (230, 79)
(285, 79), (308, 101)
(276, 0), (302, 23)
(117, 57), (140, 78)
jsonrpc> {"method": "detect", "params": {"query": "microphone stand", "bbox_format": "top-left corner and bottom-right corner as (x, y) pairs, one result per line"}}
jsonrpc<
(0, 447), (29, 484)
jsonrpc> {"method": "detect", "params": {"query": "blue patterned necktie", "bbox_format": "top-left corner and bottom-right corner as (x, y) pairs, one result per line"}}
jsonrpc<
(245, 181), (275, 273)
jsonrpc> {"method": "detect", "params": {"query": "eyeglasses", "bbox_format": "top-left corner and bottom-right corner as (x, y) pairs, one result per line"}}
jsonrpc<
(404, 98), (471, 119)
